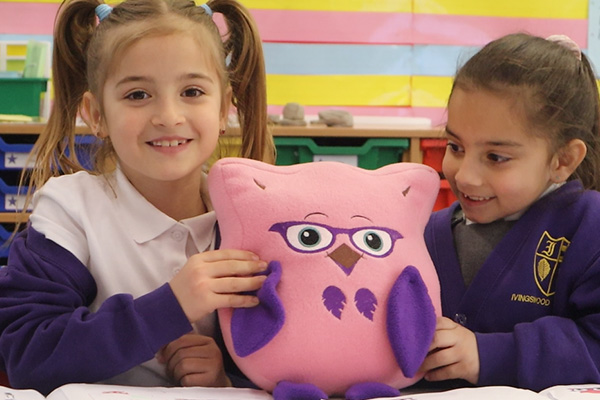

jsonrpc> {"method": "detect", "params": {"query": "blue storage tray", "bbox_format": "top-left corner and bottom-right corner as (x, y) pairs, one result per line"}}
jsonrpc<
(0, 137), (33, 169)
(0, 135), (96, 170)
(0, 225), (11, 259)
(0, 178), (29, 212)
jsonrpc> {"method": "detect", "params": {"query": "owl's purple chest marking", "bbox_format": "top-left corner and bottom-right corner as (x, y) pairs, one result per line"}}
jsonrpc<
(322, 286), (346, 319)
(322, 286), (378, 321)
(355, 288), (378, 320)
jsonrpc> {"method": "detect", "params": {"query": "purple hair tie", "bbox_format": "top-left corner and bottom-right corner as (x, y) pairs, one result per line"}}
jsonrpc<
(199, 3), (213, 17)
(95, 4), (112, 22)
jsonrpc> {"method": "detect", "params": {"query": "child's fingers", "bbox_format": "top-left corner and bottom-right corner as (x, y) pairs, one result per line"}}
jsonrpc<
(212, 260), (268, 278)
(194, 249), (261, 263)
(428, 328), (453, 352)
(212, 275), (267, 295)
(424, 363), (458, 382)
(159, 334), (214, 365)
(420, 321), (480, 384)
(170, 256), (268, 323)
(428, 317), (460, 351)
(435, 316), (457, 330)
(219, 293), (261, 309)
(159, 334), (230, 387)
(422, 349), (476, 383)
(190, 257), (268, 278)
(420, 347), (454, 374)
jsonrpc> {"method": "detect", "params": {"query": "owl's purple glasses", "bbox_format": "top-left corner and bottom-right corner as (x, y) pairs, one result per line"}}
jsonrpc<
(269, 221), (403, 257)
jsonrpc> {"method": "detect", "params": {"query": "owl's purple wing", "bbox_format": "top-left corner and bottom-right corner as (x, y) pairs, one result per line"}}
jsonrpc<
(231, 261), (285, 357)
(387, 265), (436, 378)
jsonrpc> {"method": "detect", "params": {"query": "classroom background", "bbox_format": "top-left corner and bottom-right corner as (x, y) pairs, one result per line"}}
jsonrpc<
(0, 0), (594, 127)
(0, 0), (594, 390)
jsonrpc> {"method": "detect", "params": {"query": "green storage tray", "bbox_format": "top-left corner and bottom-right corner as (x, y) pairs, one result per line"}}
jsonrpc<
(275, 137), (409, 170)
(0, 78), (48, 117)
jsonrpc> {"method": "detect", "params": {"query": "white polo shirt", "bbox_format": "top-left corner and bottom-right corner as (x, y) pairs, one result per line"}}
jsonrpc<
(29, 167), (218, 386)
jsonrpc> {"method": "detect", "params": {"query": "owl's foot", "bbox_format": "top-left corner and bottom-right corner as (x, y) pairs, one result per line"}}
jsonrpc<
(272, 381), (328, 400)
(345, 382), (400, 400)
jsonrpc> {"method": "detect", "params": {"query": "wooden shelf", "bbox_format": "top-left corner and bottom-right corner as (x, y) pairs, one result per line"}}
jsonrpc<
(0, 123), (91, 135)
(0, 122), (443, 137)
(0, 212), (28, 223)
(0, 122), (444, 164)
(0, 122), (446, 224)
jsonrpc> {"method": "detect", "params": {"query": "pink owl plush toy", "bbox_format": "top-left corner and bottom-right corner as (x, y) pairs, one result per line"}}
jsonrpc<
(207, 158), (442, 400)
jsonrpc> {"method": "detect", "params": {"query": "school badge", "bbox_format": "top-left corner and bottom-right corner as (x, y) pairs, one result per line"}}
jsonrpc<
(534, 231), (570, 297)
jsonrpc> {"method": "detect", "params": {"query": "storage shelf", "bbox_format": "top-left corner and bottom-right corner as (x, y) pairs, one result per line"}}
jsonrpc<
(0, 122), (446, 224)
(0, 212), (27, 223)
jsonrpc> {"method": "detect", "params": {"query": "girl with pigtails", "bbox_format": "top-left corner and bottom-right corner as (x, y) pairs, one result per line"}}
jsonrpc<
(0, 0), (274, 394)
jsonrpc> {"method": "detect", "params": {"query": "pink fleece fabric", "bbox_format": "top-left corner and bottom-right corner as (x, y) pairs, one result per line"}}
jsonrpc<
(208, 159), (442, 397)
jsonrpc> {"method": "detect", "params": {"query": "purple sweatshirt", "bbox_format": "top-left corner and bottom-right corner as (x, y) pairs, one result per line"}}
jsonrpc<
(0, 226), (193, 395)
(425, 181), (600, 391)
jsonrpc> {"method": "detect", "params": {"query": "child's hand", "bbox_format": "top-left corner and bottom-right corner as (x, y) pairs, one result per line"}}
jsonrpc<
(169, 249), (267, 323)
(419, 316), (480, 384)
(157, 333), (231, 387)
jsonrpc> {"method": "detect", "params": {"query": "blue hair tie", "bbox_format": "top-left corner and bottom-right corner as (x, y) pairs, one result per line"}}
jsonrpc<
(199, 3), (213, 17)
(95, 4), (112, 22)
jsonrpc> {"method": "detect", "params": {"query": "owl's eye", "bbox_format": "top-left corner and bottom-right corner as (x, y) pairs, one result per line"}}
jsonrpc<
(351, 229), (394, 257)
(285, 224), (334, 252)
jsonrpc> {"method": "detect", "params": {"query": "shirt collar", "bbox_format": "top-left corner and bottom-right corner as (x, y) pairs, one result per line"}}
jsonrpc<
(182, 212), (217, 251)
(114, 166), (216, 245)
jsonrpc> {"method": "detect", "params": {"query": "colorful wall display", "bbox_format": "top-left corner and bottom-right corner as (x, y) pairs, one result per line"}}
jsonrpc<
(0, 0), (590, 126)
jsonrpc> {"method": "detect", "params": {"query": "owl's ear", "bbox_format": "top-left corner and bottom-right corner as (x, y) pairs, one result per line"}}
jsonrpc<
(381, 163), (440, 226)
(231, 261), (285, 357)
(386, 266), (436, 377)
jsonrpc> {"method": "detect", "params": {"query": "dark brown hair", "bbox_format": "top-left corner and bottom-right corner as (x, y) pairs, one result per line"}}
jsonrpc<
(451, 33), (600, 191)
(19, 0), (275, 222)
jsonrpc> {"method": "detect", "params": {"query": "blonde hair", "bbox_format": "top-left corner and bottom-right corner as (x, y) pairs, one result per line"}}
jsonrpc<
(18, 0), (275, 226)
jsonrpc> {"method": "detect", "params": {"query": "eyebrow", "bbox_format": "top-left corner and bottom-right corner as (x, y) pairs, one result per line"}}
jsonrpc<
(115, 72), (214, 87)
(305, 212), (328, 219)
(444, 126), (458, 139)
(445, 125), (523, 148)
(351, 215), (373, 222)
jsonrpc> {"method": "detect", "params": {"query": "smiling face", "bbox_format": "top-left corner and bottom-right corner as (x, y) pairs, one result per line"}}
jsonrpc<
(443, 88), (559, 224)
(86, 30), (228, 191)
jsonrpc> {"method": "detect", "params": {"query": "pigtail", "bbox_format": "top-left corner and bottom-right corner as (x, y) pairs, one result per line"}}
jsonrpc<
(41, 0), (97, 175)
(17, 0), (98, 227)
(209, 0), (275, 164)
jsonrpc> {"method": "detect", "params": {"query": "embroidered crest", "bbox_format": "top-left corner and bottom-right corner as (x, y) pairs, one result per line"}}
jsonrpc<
(534, 231), (570, 296)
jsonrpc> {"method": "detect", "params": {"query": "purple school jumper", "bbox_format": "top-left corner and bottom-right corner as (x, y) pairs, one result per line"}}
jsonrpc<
(424, 180), (600, 391)
(0, 227), (193, 395)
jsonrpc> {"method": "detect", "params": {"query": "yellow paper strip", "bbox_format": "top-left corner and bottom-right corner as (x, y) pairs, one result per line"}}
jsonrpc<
(411, 77), (600, 108)
(411, 76), (454, 108)
(6, 45), (27, 57)
(413, 0), (586, 19)
(266, 75), (411, 106)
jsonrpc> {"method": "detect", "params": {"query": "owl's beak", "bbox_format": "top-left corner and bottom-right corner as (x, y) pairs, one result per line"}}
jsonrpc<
(328, 243), (361, 276)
